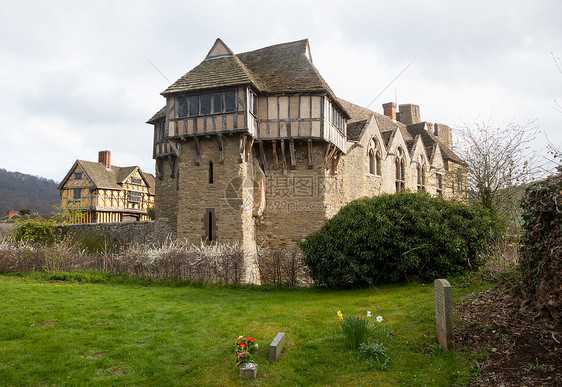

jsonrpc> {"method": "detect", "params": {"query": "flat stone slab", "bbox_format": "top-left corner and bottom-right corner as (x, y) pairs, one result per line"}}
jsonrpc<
(239, 362), (258, 378)
(269, 332), (285, 362)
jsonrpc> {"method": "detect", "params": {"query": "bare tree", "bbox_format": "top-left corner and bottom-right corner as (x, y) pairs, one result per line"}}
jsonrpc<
(456, 119), (539, 215)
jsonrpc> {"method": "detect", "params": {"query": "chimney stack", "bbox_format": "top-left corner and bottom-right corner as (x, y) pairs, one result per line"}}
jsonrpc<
(397, 104), (420, 125)
(98, 150), (111, 169)
(382, 102), (397, 121)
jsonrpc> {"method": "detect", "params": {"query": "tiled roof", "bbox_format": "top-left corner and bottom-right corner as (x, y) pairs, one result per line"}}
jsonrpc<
(237, 39), (335, 96)
(406, 123), (466, 165)
(373, 113), (412, 143)
(161, 39), (347, 115)
(347, 120), (368, 141)
(71, 161), (156, 194)
(147, 106), (165, 124)
(162, 55), (256, 95)
(337, 98), (374, 123)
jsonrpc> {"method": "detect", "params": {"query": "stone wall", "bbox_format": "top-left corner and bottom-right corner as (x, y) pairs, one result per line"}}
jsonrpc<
(255, 140), (334, 249)
(61, 220), (172, 247)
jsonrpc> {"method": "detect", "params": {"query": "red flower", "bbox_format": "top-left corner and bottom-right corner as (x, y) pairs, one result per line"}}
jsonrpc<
(247, 337), (254, 342)
(241, 342), (246, 348)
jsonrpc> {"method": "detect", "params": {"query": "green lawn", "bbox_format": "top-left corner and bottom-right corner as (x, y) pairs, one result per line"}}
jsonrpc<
(0, 273), (477, 386)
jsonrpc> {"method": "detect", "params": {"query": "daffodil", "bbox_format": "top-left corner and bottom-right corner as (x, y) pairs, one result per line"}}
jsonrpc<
(376, 315), (383, 323)
(367, 310), (372, 317)
(337, 310), (343, 320)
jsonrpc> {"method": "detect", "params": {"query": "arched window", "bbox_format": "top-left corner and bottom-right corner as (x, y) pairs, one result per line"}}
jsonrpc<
(209, 161), (214, 184)
(417, 155), (426, 191)
(436, 173), (443, 196)
(395, 147), (405, 191)
(368, 138), (382, 175)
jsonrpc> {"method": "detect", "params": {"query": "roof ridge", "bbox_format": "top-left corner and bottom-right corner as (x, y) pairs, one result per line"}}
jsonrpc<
(236, 38), (309, 57)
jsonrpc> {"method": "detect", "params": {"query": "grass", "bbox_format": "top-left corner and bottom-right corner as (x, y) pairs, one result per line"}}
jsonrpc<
(0, 272), (479, 386)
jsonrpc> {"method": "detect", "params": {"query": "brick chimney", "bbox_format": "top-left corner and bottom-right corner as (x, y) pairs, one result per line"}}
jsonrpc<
(98, 150), (111, 169)
(382, 102), (397, 121)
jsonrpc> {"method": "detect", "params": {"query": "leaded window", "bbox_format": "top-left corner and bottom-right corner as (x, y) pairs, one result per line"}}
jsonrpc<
(128, 191), (141, 203)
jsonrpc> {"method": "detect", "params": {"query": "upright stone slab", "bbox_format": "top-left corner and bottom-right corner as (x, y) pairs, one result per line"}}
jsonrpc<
(435, 279), (454, 351)
(269, 332), (285, 362)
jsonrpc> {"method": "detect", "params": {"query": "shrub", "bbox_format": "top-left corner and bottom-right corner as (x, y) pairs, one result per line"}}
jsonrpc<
(299, 191), (504, 288)
(519, 172), (562, 321)
(10, 216), (60, 245)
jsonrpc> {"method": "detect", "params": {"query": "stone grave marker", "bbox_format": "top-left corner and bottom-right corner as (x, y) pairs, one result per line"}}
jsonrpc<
(269, 332), (285, 361)
(435, 279), (454, 351)
(239, 362), (258, 378)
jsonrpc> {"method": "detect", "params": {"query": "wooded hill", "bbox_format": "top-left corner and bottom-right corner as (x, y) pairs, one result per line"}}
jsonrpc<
(0, 169), (60, 219)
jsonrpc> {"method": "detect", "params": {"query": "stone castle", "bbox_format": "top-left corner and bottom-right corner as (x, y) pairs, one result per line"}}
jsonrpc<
(147, 38), (467, 252)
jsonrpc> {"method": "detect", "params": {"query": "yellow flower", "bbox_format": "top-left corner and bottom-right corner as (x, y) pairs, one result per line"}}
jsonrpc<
(337, 310), (343, 320)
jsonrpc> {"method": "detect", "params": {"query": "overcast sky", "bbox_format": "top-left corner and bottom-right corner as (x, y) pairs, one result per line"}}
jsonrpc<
(1, 0), (560, 182)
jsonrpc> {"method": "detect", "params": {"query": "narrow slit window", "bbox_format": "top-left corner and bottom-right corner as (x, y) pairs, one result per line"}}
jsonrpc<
(208, 211), (213, 241)
(209, 161), (214, 184)
(203, 208), (216, 242)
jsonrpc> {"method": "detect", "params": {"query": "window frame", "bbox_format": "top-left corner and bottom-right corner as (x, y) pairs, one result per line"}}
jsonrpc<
(128, 190), (141, 203)
(436, 173), (443, 197)
(395, 148), (406, 191)
(72, 188), (82, 201)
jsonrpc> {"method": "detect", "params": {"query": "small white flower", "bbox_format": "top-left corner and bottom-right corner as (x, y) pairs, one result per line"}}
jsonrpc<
(238, 335), (243, 339)
(376, 315), (383, 323)
(255, 343), (258, 349)
(367, 311), (372, 317)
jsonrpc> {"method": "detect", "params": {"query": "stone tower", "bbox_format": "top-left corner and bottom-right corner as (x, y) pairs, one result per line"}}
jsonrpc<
(147, 39), (349, 256)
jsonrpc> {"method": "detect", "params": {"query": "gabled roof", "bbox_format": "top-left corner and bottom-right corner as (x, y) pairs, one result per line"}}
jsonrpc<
(162, 44), (256, 95)
(406, 123), (466, 166)
(160, 39), (348, 115)
(346, 120), (368, 141)
(58, 161), (155, 195)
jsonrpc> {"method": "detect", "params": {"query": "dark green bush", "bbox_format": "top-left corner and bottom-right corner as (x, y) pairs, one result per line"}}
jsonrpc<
(519, 172), (562, 321)
(299, 191), (504, 288)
